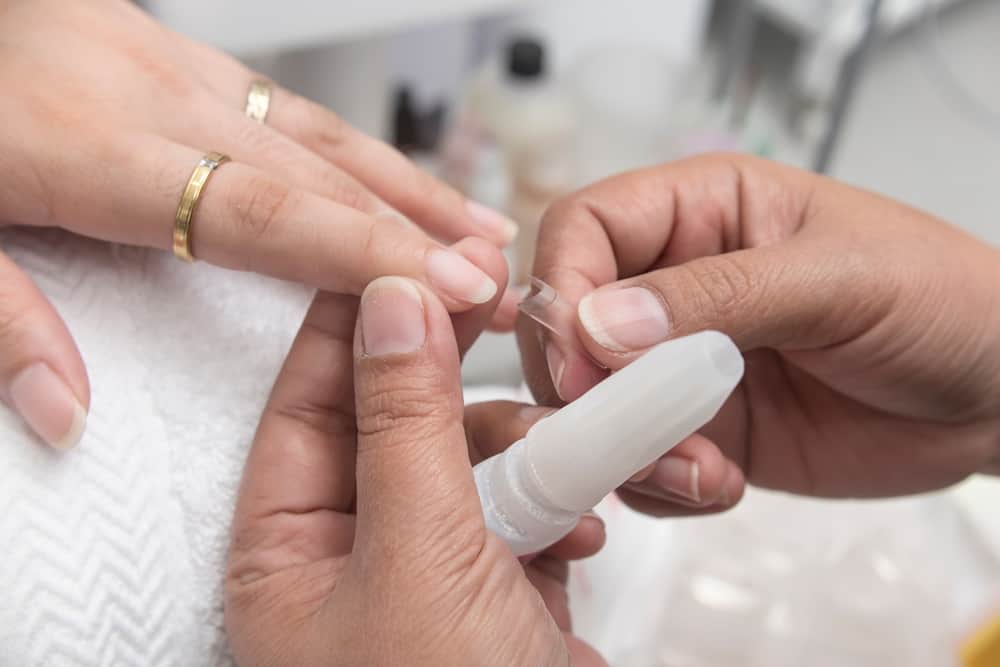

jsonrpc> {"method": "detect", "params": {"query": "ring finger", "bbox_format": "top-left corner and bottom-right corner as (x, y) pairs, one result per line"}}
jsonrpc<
(180, 44), (517, 246)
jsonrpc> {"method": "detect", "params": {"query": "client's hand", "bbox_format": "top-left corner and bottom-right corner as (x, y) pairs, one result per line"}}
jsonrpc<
(224, 280), (606, 666)
(520, 154), (1000, 516)
(0, 0), (519, 449)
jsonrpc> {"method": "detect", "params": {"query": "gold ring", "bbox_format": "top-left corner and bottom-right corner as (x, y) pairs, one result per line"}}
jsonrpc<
(173, 152), (230, 262)
(245, 80), (272, 123)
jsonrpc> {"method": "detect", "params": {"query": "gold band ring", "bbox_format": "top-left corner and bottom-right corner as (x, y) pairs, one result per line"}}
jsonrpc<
(172, 152), (230, 262)
(245, 80), (272, 123)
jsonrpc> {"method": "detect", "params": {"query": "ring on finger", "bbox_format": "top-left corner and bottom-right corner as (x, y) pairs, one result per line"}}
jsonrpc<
(245, 80), (272, 124)
(173, 152), (230, 262)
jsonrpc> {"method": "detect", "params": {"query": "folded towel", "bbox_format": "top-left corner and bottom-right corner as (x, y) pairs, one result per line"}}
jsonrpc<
(0, 228), (312, 666)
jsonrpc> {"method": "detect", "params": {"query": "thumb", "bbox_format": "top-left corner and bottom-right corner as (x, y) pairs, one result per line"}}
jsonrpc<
(352, 276), (483, 558)
(0, 251), (89, 449)
(575, 240), (889, 367)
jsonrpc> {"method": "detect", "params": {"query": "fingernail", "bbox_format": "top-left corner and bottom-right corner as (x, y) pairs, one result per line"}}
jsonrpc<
(545, 344), (566, 400)
(361, 277), (426, 356)
(467, 201), (519, 246)
(650, 456), (701, 503)
(9, 363), (87, 450)
(629, 463), (656, 483)
(518, 405), (557, 425)
(426, 249), (498, 305)
(582, 509), (604, 526)
(578, 287), (670, 353)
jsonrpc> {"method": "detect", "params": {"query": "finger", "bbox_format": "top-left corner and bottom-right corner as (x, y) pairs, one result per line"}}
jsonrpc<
(173, 98), (396, 218)
(525, 154), (813, 401)
(186, 54), (519, 246)
(352, 277), (484, 557)
(463, 401), (555, 465)
(449, 237), (509, 358)
(565, 635), (610, 667)
(620, 433), (739, 508)
(264, 88), (518, 246)
(487, 286), (522, 333)
(616, 464), (746, 519)
(542, 511), (606, 561)
(524, 557), (572, 630)
(228, 291), (361, 586)
(984, 448), (1000, 476)
(574, 237), (896, 369)
(0, 250), (88, 450)
(52, 133), (500, 312)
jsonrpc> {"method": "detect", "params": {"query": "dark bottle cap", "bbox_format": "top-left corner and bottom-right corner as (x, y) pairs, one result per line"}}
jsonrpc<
(506, 37), (545, 79)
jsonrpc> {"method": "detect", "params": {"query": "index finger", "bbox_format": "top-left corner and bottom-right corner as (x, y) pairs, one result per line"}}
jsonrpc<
(524, 154), (812, 402)
(228, 291), (359, 586)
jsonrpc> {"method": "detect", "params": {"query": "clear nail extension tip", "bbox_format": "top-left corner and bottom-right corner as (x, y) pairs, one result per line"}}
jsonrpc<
(518, 277), (603, 365)
(519, 277), (573, 337)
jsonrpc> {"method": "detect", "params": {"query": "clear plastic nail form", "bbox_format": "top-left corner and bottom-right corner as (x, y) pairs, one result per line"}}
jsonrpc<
(518, 277), (600, 365)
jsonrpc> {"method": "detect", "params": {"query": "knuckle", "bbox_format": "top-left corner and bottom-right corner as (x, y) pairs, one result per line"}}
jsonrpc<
(231, 117), (271, 153)
(361, 218), (383, 264)
(356, 377), (454, 445)
(678, 254), (759, 319)
(357, 394), (450, 443)
(320, 171), (372, 212)
(151, 142), (190, 206)
(229, 175), (294, 242)
(0, 274), (45, 351)
(289, 95), (349, 152)
(354, 216), (414, 274)
(540, 192), (580, 230)
(0, 302), (34, 349)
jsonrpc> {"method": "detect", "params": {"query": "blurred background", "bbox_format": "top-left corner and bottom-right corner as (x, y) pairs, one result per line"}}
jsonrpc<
(141, 1), (1000, 664)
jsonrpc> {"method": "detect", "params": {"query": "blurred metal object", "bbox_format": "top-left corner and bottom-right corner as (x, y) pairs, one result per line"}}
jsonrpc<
(962, 611), (1000, 667)
(813, 0), (884, 173)
(244, 80), (272, 123)
(173, 152), (230, 262)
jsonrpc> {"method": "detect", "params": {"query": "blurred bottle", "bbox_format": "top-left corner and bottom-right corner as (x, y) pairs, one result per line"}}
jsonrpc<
(444, 36), (576, 285)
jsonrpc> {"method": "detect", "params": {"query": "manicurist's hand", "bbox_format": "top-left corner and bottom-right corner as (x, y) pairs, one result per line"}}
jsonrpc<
(519, 154), (1000, 516)
(0, 0), (519, 449)
(225, 277), (606, 666)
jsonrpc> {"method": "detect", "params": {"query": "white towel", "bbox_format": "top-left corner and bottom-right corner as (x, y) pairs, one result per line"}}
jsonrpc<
(0, 228), (313, 666)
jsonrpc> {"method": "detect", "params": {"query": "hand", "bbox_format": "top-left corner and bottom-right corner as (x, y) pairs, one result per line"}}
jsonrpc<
(224, 278), (606, 666)
(0, 0), (519, 449)
(519, 154), (1000, 516)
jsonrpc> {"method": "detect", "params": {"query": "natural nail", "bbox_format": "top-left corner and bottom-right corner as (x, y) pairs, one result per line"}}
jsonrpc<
(578, 287), (670, 352)
(467, 201), (519, 246)
(518, 405), (558, 425)
(9, 363), (87, 450)
(361, 277), (426, 356)
(649, 456), (701, 503)
(426, 249), (498, 305)
(629, 463), (656, 483)
(581, 509), (605, 526)
(545, 343), (566, 400)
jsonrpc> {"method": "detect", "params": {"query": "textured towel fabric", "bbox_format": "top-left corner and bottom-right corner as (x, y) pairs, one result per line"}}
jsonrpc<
(0, 228), (313, 666)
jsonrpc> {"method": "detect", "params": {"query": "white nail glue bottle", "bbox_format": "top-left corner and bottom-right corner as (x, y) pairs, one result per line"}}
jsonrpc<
(473, 330), (744, 556)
